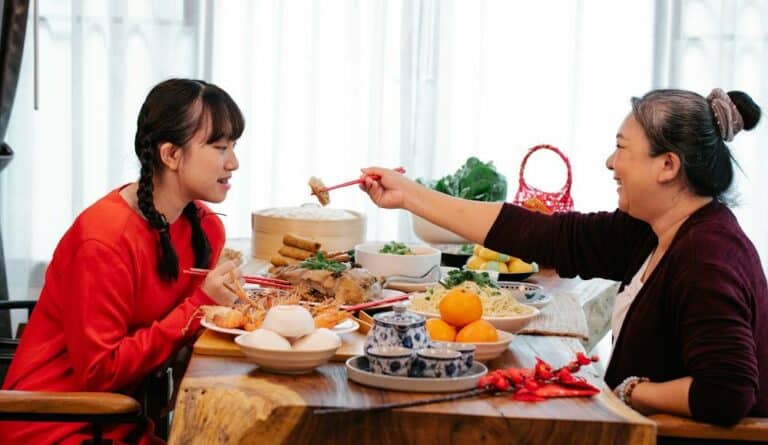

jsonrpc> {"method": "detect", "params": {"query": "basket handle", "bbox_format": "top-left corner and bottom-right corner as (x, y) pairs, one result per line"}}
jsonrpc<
(518, 144), (572, 195)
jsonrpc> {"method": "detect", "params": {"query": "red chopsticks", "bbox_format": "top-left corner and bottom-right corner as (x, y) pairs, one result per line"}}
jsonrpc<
(343, 293), (411, 312)
(183, 268), (293, 289)
(314, 167), (406, 194)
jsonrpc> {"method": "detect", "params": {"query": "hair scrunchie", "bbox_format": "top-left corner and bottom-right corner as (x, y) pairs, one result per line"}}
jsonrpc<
(707, 88), (744, 142)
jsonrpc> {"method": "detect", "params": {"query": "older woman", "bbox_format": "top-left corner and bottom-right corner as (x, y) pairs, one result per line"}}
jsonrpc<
(360, 88), (766, 426)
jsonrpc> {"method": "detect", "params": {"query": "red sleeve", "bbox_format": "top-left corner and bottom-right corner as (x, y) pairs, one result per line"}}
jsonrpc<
(59, 240), (211, 392)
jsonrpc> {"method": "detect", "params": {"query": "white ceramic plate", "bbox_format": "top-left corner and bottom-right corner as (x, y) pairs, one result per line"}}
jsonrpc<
(496, 281), (551, 309)
(345, 356), (487, 392)
(202, 313), (359, 336)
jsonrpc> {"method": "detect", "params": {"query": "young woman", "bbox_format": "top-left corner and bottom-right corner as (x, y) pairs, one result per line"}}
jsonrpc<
(360, 89), (766, 426)
(1, 78), (245, 443)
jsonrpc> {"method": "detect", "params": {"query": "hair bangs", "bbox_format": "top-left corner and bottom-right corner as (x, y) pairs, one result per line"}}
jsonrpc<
(200, 87), (245, 144)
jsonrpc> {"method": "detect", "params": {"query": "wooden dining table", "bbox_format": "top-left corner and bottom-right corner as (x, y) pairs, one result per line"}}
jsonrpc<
(167, 264), (656, 445)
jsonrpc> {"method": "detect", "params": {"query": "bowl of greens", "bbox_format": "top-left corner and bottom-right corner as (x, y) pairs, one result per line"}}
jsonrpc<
(413, 157), (507, 244)
(354, 241), (441, 279)
(432, 243), (475, 268)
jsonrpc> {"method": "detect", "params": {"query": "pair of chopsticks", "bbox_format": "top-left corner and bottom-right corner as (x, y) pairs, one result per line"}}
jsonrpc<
(343, 293), (411, 312)
(183, 268), (293, 290)
(314, 167), (406, 194)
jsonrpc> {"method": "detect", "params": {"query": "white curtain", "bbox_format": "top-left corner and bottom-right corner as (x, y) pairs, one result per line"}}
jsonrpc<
(2, 1), (766, 303)
(1, 0), (203, 300)
(663, 0), (768, 272)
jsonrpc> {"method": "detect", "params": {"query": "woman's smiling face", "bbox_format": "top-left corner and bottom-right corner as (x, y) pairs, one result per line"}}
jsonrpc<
(605, 113), (662, 219)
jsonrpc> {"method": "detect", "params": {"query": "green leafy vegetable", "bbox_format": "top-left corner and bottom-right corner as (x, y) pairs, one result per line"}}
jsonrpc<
(379, 241), (413, 255)
(438, 269), (498, 289)
(458, 243), (474, 255)
(417, 157), (507, 202)
(300, 252), (347, 273)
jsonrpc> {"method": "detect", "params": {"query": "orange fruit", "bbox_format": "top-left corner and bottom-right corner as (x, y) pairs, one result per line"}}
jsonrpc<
(456, 319), (498, 342)
(426, 318), (456, 342)
(438, 289), (483, 328)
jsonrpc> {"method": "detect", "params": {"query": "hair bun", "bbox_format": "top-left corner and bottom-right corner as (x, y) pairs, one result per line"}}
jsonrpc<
(728, 91), (761, 131)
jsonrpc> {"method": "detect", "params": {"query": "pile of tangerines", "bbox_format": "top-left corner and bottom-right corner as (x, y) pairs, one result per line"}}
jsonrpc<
(425, 288), (498, 342)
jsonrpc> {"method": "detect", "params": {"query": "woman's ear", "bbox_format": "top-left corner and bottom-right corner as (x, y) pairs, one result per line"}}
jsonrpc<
(158, 142), (182, 170)
(657, 152), (682, 184)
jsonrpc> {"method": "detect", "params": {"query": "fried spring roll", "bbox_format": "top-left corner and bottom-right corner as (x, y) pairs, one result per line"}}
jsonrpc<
(283, 233), (321, 252)
(270, 255), (299, 267)
(278, 245), (316, 261)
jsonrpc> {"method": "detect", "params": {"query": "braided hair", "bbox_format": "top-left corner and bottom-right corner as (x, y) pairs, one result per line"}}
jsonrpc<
(134, 79), (245, 281)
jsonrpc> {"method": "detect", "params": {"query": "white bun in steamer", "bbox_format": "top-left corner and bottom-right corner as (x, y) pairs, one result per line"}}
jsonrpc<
(261, 305), (315, 338)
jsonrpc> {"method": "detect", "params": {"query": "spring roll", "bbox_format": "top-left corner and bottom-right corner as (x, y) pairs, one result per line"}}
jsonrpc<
(308, 176), (330, 206)
(278, 245), (316, 261)
(270, 255), (299, 267)
(283, 233), (321, 252)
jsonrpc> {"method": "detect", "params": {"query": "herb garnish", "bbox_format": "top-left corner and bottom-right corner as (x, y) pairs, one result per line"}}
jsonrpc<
(379, 241), (413, 255)
(438, 269), (497, 289)
(300, 252), (347, 273)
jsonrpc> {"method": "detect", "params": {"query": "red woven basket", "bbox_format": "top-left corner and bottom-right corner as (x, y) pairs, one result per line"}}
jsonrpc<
(513, 144), (574, 213)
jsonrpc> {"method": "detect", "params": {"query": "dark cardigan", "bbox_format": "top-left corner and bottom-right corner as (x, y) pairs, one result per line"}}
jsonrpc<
(485, 200), (767, 425)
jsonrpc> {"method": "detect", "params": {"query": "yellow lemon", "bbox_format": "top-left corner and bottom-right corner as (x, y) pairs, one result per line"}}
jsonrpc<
(507, 258), (534, 274)
(465, 255), (486, 270)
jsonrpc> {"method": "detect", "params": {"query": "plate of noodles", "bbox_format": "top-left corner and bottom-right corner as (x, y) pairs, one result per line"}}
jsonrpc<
(407, 278), (539, 333)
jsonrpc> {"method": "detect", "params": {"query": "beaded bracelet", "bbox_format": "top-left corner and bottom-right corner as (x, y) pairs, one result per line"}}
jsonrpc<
(615, 376), (650, 407)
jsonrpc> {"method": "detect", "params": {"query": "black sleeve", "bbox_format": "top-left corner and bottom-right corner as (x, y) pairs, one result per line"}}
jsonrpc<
(483, 203), (654, 281)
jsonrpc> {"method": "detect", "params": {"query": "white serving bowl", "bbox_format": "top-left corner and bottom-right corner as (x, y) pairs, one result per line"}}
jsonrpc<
(235, 333), (340, 374)
(355, 242), (441, 278)
(482, 308), (540, 332)
(467, 330), (515, 362)
(411, 214), (469, 244)
(409, 305), (540, 334)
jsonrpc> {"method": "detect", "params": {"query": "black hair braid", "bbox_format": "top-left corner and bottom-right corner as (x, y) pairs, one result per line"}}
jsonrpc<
(136, 134), (179, 281)
(183, 202), (212, 268)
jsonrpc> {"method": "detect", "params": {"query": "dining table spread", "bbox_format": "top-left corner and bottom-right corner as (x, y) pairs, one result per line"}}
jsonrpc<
(166, 242), (660, 445)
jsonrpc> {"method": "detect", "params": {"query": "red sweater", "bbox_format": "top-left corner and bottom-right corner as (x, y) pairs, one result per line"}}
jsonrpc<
(485, 200), (767, 426)
(1, 187), (224, 444)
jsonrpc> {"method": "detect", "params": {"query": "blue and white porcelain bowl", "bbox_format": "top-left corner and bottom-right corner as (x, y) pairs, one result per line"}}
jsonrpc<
(430, 341), (476, 375)
(366, 346), (414, 376)
(410, 348), (462, 378)
(364, 303), (429, 352)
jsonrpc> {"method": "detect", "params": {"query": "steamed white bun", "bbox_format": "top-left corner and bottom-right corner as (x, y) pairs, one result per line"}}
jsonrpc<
(292, 328), (342, 351)
(262, 305), (315, 338)
(238, 328), (292, 350)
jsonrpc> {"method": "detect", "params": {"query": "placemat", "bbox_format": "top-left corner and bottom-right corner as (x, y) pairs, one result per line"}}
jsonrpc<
(518, 292), (589, 341)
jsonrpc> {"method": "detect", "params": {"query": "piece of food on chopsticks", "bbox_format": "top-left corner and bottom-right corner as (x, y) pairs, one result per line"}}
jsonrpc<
(309, 176), (330, 206)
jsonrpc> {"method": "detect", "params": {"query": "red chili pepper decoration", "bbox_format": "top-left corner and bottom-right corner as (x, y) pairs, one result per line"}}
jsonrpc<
(476, 353), (601, 401)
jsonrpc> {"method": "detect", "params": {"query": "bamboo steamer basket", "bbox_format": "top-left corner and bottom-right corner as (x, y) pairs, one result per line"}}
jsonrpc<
(251, 206), (366, 259)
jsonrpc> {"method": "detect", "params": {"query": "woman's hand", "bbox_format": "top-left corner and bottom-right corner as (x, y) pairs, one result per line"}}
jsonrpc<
(359, 167), (414, 209)
(200, 260), (242, 306)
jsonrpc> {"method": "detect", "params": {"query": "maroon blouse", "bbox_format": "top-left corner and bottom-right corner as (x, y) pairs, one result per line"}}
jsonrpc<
(485, 200), (767, 425)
